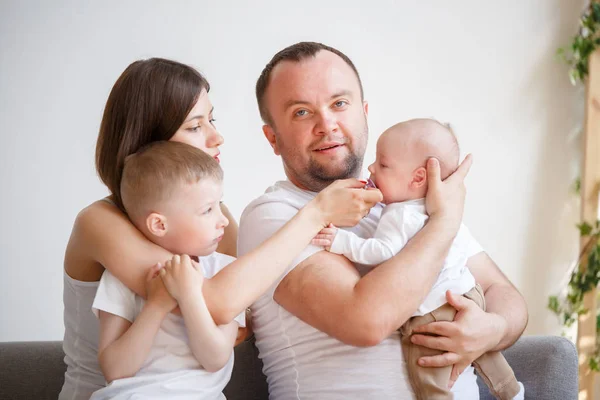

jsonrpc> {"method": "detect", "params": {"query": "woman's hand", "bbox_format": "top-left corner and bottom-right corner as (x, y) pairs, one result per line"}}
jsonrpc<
(313, 179), (383, 228)
(160, 254), (205, 302)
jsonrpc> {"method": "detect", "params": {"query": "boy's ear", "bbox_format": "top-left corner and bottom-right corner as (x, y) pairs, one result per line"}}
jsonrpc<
(263, 125), (280, 156)
(411, 167), (428, 188)
(146, 213), (168, 237)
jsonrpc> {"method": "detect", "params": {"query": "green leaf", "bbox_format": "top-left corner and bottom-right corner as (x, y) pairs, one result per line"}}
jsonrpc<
(578, 222), (593, 236)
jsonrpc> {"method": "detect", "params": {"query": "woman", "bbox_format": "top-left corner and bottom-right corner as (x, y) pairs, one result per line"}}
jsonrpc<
(60, 58), (380, 399)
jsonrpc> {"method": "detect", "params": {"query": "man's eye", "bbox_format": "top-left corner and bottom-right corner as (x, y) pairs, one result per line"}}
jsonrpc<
(334, 100), (348, 108)
(295, 109), (308, 117)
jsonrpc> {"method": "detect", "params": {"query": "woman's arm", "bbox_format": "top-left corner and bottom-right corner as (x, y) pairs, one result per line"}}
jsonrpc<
(70, 200), (239, 295)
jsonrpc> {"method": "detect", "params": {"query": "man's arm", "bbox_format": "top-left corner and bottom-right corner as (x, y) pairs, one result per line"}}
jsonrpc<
(410, 252), (528, 373)
(275, 214), (458, 347)
(470, 251), (528, 350)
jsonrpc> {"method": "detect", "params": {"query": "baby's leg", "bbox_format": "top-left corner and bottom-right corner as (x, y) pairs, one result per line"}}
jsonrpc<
(464, 285), (522, 400)
(400, 304), (457, 400)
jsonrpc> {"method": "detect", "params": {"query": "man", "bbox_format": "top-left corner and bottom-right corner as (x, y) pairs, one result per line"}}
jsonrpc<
(238, 42), (527, 399)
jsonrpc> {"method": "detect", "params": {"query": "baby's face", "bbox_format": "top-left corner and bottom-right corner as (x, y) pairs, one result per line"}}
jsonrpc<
(161, 178), (229, 257)
(367, 134), (423, 204)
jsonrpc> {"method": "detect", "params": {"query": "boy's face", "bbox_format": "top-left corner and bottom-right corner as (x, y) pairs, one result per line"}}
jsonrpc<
(367, 133), (425, 204)
(161, 178), (229, 257)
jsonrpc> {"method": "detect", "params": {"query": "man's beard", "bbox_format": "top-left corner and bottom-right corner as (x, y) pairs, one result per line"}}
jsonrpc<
(303, 152), (363, 191)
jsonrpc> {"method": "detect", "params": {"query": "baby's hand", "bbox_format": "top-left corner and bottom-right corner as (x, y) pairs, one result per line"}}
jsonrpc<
(146, 265), (177, 314)
(159, 254), (204, 302)
(311, 223), (338, 251)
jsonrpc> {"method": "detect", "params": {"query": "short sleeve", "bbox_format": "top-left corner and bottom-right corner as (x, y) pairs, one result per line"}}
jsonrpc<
(459, 224), (484, 258)
(92, 270), (137, 322)
(238, 201), (322, 298)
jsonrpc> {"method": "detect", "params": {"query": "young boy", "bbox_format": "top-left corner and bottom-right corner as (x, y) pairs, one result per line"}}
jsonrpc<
(90, 141), (245, 399)
(313, 119), (524, 400)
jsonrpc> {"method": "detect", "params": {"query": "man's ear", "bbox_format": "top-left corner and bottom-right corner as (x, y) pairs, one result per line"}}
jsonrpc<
(146, 213), (168, 237)
(262, 125), (280, 156)
(411, 167), (427, 188)
(363, 100), (369, 117)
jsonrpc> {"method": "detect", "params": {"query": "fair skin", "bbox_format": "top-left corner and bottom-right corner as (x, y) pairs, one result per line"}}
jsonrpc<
(65, 81), (381, 348)
(261, 49), (527, 386)
(314, 120), (457, 249)
(98, 180), (240, 379)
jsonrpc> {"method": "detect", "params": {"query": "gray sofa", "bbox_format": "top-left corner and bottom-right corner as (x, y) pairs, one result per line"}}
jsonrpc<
(0, 335), (577, 399)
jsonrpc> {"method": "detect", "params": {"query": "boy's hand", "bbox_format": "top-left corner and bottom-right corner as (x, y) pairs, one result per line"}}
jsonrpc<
(145, 264), (177, 314)
(159, 254), (204, 302)
(311, 223), (338, 251)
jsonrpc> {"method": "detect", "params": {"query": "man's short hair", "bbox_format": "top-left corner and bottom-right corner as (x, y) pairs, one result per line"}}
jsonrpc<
(255, 41), (364, 126)
(121, 141), (223, 223)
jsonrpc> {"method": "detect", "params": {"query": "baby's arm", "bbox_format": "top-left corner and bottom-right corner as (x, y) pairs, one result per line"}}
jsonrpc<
(96, 267), (177, 383)
(313, 207), (424, 266)
(160, 255), (239, 372)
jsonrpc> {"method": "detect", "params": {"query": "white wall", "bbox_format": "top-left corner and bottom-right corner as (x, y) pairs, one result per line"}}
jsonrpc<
(0, 0), (586, 341)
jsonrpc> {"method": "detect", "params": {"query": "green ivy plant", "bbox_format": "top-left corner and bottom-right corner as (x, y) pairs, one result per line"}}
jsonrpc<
(548, 2), (600, 371)
(558, 3), (600, 84)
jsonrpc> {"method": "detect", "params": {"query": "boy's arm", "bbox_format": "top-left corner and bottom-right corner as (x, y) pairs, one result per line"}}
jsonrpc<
(179, 291), (239, 372)
(95, 267), (176, 383)
(97, 304), (169, 383)
(160, 255), (241, 372)
(326, 208), (423, 266)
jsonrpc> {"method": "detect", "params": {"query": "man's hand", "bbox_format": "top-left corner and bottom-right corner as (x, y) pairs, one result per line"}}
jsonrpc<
(160, 254), (204, 302)
(425, 155), (472, 232)
(410, 290), (506, 388)
(311, 223), (338, 251)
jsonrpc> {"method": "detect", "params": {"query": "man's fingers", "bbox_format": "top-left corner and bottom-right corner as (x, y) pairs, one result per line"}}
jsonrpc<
(418, 351), (461, 368)
(334, 178), (365, 189)
(426, 158), (441, 186)
(448, 363), (468, 388)
(446, 290), (474, 311)
(318, 228), (337, 235)
(411, 334), (453, 352)
(446, 153), (472, 183)
(412, 321), (457, 336)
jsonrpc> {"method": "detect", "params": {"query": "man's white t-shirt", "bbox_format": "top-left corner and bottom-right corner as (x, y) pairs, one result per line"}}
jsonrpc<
(90, 252), (245, 400)
(330, 198), (481, 316)
(238, 180), (479, 400)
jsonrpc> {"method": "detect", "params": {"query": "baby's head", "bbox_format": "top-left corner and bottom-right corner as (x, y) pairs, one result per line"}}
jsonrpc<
(368, 118), (459, 204)
(120, 141), (229, 257)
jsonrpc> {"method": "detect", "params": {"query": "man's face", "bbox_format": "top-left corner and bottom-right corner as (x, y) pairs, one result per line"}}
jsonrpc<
(262, 50), (369, 191)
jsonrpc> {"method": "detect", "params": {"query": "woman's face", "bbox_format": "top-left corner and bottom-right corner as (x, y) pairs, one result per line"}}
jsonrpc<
(170, 88), (224, 162)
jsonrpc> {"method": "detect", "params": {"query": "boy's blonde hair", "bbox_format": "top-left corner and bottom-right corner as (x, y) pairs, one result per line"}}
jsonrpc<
(120, 141), (223, 223)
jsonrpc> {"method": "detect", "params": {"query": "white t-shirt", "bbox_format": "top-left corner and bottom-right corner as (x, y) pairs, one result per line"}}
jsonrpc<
(90, 252), (245, 400)
(330, 198), (481, 316)
(238, 180), (479, 400)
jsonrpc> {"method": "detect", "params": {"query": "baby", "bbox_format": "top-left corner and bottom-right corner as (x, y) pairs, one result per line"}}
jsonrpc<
(315, 119), (523, 400)
(90, 141), (245, 399)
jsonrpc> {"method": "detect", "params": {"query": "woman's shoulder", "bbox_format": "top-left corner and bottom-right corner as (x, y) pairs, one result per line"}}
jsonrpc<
(64, 199), (125, 281)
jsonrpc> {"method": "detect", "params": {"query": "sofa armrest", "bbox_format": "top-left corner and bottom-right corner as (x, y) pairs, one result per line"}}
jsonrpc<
(478, 335), (578, 400)
(0, 341), (66, 400)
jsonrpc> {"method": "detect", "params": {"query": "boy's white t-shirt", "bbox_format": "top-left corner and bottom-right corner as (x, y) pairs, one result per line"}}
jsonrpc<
(90, 252), (245, 400)
(330, 198), (481, 316)
(238, 179), (480, 400)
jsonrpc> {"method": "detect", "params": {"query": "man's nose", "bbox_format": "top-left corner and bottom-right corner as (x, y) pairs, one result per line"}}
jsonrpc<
(315, 110), (338, 135)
